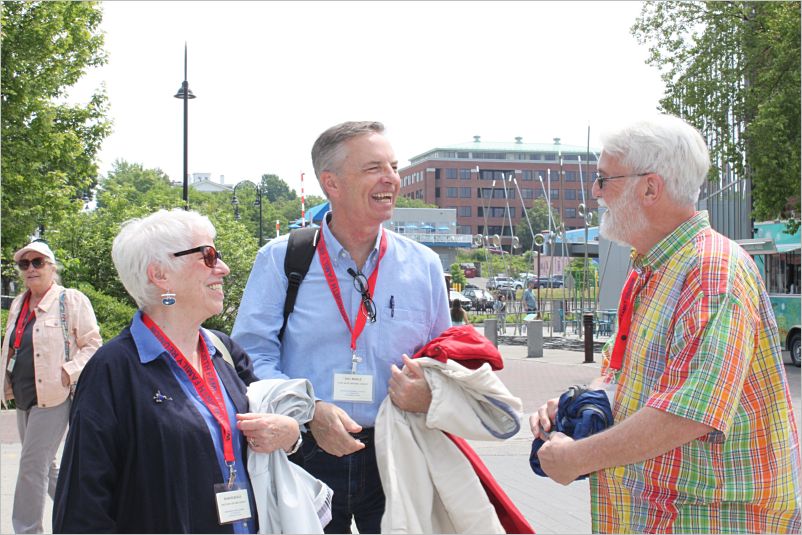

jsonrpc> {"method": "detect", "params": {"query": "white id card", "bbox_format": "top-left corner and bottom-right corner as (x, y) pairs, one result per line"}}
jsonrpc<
(333, 373), (374, 403)
(213, 484), (252, 525)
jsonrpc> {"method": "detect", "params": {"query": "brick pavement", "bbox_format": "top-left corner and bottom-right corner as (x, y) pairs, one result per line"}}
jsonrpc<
(1, 330), (799, 534)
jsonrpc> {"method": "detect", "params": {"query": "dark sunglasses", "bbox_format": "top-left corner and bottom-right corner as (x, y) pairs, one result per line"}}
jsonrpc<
(347, 268), (377, 323)
(17, 257), (48, 270)
(173, 245), (223, 268)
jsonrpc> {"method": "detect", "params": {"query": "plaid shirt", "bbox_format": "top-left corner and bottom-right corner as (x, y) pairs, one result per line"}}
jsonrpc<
(592, 212), (801, 533)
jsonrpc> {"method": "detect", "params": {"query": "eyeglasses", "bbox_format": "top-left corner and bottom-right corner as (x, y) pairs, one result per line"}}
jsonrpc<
(173, 245), (223, 269)
(595, 172), (651, 189)
(17, 257), (47, 271)
(347, 268), (377, 323)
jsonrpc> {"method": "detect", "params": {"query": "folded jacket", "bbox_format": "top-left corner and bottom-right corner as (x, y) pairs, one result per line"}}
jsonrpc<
(529, 385), (613, 480)
(412, 324), (503, 371)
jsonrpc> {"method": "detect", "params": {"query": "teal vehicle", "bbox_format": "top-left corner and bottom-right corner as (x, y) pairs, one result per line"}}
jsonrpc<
(740, 221), (801, 367)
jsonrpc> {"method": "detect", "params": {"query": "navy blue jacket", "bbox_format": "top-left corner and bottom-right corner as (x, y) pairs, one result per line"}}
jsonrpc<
(53, 327), (258, 533)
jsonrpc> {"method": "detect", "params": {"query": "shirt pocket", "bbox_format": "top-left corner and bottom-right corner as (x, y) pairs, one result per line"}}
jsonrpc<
(378, 305), (429, 358)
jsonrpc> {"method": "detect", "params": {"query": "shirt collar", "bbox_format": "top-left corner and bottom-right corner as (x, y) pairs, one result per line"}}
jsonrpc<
(633, 211), (711, 272)
(321, 211), (383, 267)
(130, 310), (220, 364)
(30, 283), (62, 312)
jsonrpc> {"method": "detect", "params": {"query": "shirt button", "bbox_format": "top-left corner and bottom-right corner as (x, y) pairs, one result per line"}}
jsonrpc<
(621, 335), (627, 341)
(38, 379), (42, 383)
(41, 404), (46, 407)
(36, 353), (40, 357)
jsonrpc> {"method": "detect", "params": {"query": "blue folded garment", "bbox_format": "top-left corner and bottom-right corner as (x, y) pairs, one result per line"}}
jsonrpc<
(529, 385), (613, 480)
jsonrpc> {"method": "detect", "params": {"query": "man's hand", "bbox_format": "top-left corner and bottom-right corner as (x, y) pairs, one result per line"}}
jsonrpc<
(237, 413), (300, 454)
(529, 396), (559, 439)
(388, 354), (431, 413)
(308, 401), (365, 457)
(537, 432), (582, 485)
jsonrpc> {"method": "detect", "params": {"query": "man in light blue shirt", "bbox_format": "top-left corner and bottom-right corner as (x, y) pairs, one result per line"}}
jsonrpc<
(232, 121), (451, 533)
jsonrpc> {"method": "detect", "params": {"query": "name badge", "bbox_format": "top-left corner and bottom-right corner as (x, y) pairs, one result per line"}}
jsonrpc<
(333, 373), (374, 403)
(213, 483), (252, 525)
(6, 353), (16, 374)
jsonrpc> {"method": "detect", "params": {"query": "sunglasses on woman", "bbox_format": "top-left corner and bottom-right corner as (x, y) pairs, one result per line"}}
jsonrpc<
(173, 245), (223, 268)
(17, 257), (48, 270)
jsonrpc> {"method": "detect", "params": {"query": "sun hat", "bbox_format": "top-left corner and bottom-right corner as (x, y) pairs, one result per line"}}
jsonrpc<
(13, 241), (56, 264)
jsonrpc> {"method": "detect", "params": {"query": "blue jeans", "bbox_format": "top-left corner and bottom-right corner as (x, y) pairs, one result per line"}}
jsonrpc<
(295, 428), (385, 534)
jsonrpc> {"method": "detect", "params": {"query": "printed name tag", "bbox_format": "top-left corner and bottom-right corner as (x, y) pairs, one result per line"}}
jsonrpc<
(214, 486), (252, 525)
(333, 373), (374, 403)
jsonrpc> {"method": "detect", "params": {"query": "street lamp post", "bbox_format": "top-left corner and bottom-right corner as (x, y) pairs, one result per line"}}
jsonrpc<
(231, 181), (265, 246)
(174, 43), (196, 209)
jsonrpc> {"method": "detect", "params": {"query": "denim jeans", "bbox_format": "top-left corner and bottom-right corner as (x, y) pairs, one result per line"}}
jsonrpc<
(295, 428), (385, 534)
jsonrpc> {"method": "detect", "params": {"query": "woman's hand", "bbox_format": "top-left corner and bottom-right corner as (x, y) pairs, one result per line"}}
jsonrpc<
(61, 369), (70, 387)
(236, 413), (300, 454)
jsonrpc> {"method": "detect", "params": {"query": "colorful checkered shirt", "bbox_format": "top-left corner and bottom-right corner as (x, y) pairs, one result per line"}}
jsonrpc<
(592, 212), (801, 533)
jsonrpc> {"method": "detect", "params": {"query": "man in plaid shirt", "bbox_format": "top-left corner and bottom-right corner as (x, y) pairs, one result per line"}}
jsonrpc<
(531, 115), (801, 533)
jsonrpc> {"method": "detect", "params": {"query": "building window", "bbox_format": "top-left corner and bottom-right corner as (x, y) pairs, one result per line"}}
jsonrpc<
(523, 170), (534, 181)
(456, 225), (472, 234)
(521, 188), (535, 199)
(544, 153), (557, 161)
(457, 206), (472, 217)
(459, 168), (471, 180)
(459, 187), (471, 198)
(565, 207), (577, 218)
(564, 189), (577, 200)
(478, 187), (492, 199)
(550, 189), (559, 200)
(565, 171), (577, 182)
(446, 187), (458, 198)
(492, 188), (515, 199)
(435, 187), (440, 198)
(458, 152), (470, 159)
(477, 207), (484, 217)
(434, 169), (441, 180)
(490, 207), (506, 218)
(445, 168), (457, 179)
(487, 225), (502, 235)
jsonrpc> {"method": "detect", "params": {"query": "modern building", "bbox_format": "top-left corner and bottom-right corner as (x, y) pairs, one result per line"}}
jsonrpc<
(383, 207), (472, 269)
(399, 136), (600, 247)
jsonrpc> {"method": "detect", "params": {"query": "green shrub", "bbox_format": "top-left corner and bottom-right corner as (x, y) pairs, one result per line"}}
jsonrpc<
(76, 283), (137, 342)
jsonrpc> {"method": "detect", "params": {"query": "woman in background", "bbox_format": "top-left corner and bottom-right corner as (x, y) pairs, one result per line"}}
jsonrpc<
(1, 240), (101, 534)
(450, 298), (468, 326)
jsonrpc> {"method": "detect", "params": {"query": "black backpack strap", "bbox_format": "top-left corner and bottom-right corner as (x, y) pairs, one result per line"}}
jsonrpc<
(280, 226), (320, 340)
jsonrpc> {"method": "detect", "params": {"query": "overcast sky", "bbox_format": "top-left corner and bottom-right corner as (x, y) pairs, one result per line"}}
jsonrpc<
(67, 1), (666, 197)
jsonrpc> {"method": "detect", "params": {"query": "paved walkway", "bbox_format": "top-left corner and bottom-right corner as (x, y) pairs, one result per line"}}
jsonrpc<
(1, 328), (799, 534)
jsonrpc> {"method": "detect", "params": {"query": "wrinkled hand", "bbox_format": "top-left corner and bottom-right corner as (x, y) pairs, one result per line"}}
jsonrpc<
(61, 370), (70, 388)
(308, 401), (365, 457)
(529, 396), (559, 439)
(537, 432), (581, 485)
(388, 354), (431, 413)
(237, 413), (299, 454)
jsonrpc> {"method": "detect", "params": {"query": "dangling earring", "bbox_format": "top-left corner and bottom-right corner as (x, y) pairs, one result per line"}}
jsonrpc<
(161, 290), (176, 306)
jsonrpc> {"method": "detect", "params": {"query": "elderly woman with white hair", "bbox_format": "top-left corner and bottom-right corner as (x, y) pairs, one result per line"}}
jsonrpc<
(53, 209), (302, 534)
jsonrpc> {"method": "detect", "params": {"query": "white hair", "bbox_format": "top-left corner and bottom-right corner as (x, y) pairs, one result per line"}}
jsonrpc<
(600, 114), (710, 207)
(112, 209), (216, 309)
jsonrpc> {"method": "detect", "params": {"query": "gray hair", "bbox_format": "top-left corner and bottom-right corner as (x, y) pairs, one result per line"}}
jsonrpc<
(311, 121), (385, 186)
(599, 114), (710, 207)
(112, 208), (216, 309)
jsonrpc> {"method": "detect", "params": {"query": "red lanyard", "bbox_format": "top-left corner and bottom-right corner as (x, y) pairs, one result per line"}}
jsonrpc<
(609, 267), (651, 371)
(317, 229), (387, 352)
(13, 292), (35, 351)
(141, 314), (236, 473)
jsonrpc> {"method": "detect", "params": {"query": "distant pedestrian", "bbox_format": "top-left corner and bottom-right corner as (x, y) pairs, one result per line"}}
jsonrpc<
(450, 298), (468, 326)
(494, 293), (507, 333)
(1, 240), (102, 534)
(522, 280), (538, 314)
(531, 114), (800, 532)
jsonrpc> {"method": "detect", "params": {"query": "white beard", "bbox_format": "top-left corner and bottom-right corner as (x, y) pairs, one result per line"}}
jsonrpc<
(598, 188), (648, 248)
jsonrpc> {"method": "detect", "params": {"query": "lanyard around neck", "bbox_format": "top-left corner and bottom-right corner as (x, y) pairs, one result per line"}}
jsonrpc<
(608, 267), (651, 371)
(317, 229), (388, 352)
(13, 292), (35, 351)
(141, 313), (237, 483)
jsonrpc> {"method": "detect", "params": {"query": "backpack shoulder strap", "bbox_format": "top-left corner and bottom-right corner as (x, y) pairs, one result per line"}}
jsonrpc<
(280, 226), (320, 340)
(206, 330), (234, 369)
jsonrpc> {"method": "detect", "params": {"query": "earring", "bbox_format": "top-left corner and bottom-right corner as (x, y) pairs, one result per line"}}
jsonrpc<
(161, 290), (176, 306)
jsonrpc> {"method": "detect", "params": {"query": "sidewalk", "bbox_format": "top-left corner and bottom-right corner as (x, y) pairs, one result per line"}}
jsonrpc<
(1, 330), (799, 534)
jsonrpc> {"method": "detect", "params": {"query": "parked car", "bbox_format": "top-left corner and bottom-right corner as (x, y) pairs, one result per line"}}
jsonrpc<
(462, 288), (495, 312)
(486, 276), (516, 291)
(449, 290), (472, 310)
(463, 282), (480, 290)
(532, 276), (563, 289)
(459, 262), (478, 278)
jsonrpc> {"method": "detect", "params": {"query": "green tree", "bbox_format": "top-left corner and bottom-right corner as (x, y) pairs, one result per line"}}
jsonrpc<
(261, 173), (297, 202)
(632, 1), (800, 221)
(395, 197), (436, 208)
(514, 199), (562, 252)
(1, 1), (111, 254)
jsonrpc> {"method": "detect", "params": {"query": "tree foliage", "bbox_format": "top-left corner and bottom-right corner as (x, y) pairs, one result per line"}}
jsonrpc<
(261, 173), (297, 202)
(1, 1), (111, 254)
(632, 1), (800, 220)
(514, 199), (563, 252)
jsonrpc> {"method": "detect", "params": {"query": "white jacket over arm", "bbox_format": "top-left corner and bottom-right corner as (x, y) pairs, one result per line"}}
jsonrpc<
(375, 358), (523, 534)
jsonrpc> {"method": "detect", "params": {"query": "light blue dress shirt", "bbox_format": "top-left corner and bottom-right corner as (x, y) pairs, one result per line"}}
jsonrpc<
(232, 215), (451, 427)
